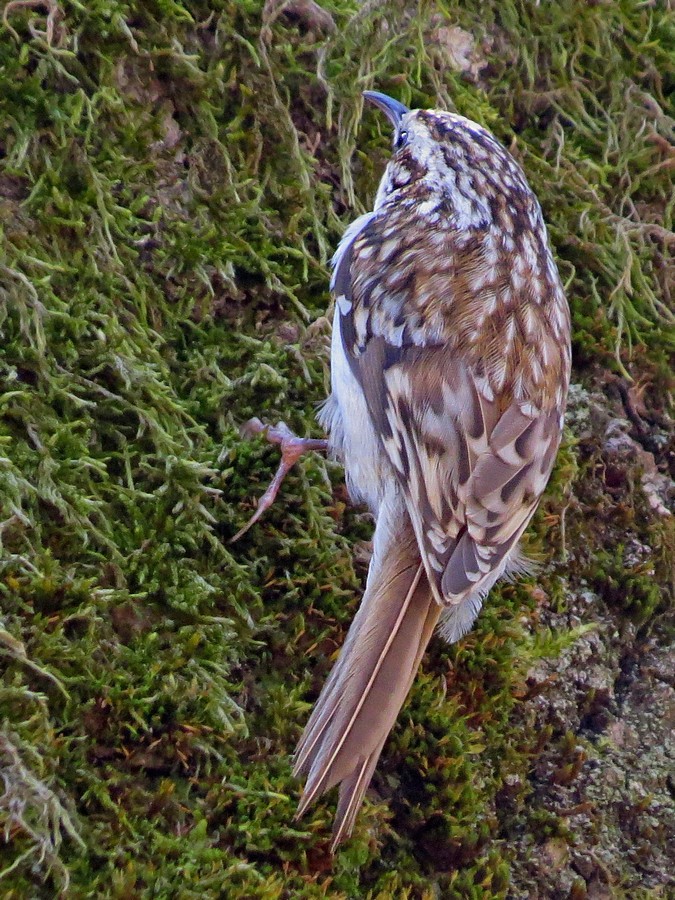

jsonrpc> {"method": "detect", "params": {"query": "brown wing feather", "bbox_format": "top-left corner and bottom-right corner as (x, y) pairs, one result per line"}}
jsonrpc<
(338, 213), (566, 608)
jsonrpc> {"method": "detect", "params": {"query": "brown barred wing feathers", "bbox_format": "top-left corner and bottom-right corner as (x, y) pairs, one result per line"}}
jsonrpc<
(340, 207), (567, 624)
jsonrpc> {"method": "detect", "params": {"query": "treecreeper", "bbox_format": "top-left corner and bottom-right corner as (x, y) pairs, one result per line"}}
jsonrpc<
(235, 91), (571, 849)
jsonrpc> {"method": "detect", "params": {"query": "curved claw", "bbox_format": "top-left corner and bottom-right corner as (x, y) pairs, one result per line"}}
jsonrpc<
(230, 419), (328, 542)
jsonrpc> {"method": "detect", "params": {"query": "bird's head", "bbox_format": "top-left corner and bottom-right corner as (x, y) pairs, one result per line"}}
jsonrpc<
(363, 91), (533, 231)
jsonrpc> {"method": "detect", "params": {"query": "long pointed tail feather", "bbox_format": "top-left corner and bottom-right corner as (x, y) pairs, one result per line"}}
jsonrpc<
(293, 516), (440, 846)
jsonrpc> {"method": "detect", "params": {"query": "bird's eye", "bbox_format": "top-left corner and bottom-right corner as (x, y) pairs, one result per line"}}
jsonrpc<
(394, 129), (408, 149)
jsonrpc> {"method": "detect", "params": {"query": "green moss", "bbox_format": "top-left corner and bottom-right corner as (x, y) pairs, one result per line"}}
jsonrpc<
(0, 0), (672, 896)
(592, 545), (665, 626)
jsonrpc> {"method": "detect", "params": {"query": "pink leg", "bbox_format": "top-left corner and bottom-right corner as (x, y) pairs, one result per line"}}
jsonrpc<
(230, 418), (329, 542)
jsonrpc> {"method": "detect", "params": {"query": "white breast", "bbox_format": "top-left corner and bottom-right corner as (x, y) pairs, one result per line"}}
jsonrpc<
(317, 309), (391, 515)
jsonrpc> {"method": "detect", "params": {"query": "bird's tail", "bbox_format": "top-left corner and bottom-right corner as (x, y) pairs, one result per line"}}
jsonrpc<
(293, 515), (439, 849)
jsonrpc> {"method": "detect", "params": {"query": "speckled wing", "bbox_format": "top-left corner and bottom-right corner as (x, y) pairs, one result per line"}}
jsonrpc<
(333, 211), (564, 608)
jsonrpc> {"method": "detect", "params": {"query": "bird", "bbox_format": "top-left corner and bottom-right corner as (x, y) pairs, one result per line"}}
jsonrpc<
(237, 90), (571, 849)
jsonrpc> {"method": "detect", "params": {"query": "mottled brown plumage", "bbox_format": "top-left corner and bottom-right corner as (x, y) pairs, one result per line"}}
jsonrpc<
(292, 92), (571, 848)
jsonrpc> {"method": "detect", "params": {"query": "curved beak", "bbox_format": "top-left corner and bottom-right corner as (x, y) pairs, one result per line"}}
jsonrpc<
(362, 91), (409, 129)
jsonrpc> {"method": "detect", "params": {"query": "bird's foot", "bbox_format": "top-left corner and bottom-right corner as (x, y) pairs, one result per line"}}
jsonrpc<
(230, 418), (328, 542)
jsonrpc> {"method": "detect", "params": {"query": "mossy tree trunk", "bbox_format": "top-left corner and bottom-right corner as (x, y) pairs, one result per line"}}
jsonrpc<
(0, 1), (672, 897)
